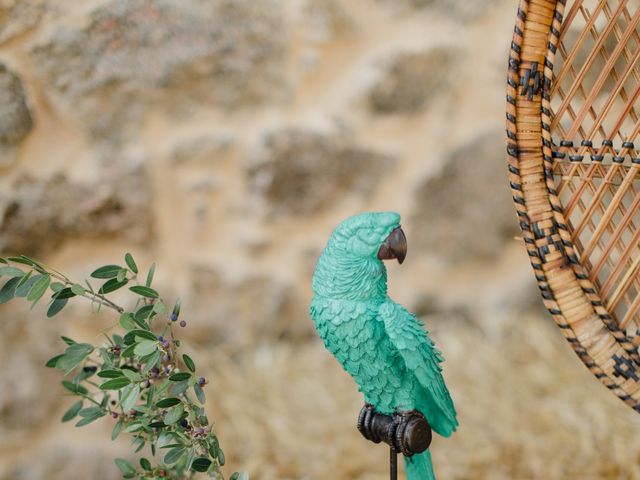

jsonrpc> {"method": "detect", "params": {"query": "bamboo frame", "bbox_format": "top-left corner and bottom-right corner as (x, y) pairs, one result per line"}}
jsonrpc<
(506, 0), (640, 412)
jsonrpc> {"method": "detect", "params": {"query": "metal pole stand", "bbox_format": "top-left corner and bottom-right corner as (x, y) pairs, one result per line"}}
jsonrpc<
(357, 404), (432, 480)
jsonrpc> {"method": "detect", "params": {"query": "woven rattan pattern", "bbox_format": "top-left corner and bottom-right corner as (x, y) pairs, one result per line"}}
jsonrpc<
(507, 0), (640, 412)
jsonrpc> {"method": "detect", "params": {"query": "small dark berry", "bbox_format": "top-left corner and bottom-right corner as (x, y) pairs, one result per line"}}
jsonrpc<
(171, 313), (178, 321)
(180, 419), (189, 428)
(156, 335), (164, 341)
(111, 400), (117, 406)
(111, 412), (119, 419)
(198, 377), (206, 386)
(179, 320), (186, 327)
(162, 354), (170, 362)
(162, 340), (170, 349)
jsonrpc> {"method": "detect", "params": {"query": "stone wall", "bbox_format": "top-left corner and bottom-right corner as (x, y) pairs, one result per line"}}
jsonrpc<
(2, 1), (639, 479)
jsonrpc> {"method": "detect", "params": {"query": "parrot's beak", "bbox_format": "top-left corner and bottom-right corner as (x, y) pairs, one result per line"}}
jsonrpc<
(377, 226), (407, 264)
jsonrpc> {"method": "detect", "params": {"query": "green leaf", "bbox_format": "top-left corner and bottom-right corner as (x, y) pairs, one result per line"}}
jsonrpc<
(114, 458), (137, 478)
(119, 313), (136, 331)
(133, 436), (145, 453)
(164, 446), (185, 465)
(152, 299), (166, 315)
(90, 265), (122, 279)
(7, 255), (39, 268)
(47, 298), (68, 317)
(169, 372), (191, 382)
(120, 384), (140, 412)
(97, 369), (124, 378)
(61, 336), (76, 345)
(170, 380), (189, 396)
(131, 329), (158, 341)
(172, 298), (181, 319)
(145, 262), (156, 287)
(52, 287), (76, 300)
(0, 277), (20, 304)
(56, 343), (94, 375)
(61, 380), (88, 395)
(45, 354), (64, 368)
(121, 344), (136, 358)
(99, 278), (128, 294)
(70, 284), (86, 296)
(218, 448), (225, 466)
(125, 253), (138, 274)
(182, 354), (196, 373)
(79, 406), (104, 418)
(15, 272), (37, 297)
(142, 351), (160, 374)
(99, 377), (131, 390)
(134, 340), (157, 357)
(61, 400), (83, 422)
(111, 420), (123, 441)
(156, 397), (181, 408)
(135, 304), (154, 320)
(50, 282), (64, 292)
(27, 273), (50, 304)
(129, 285), (159, 298)
(139, 457), (151, 471)
(116, 268), (127, 283)
(124, 422), (144, 433)
(121, 369), (143, 382)
(75, 409), (105, 427)
(0, 266), (25, 278)
(192, 457), (212, 473)
(0, 257), (6, 264)
(194, 383), (206, 405)
(164, 404), (184, 425)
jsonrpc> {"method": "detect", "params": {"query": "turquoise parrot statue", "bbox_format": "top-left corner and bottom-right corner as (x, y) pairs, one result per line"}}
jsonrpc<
(310, 212), (457, 480)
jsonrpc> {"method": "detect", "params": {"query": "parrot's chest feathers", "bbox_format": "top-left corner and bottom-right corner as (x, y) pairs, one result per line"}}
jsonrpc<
(310, 296), (415, 411)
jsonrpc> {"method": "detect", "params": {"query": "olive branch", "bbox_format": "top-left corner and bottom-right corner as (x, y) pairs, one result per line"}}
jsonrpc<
(0, 254), (247, 480)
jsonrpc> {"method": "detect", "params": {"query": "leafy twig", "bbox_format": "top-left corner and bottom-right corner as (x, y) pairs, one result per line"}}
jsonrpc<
(0, 254), (245, 480)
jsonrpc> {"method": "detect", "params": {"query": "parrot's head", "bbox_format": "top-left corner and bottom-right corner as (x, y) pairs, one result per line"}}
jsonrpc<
(311, 212), (407, 299)
(328, 211), (407, 264)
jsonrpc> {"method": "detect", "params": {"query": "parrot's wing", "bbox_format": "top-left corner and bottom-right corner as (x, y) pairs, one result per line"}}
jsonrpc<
(378, 300), (458, 437)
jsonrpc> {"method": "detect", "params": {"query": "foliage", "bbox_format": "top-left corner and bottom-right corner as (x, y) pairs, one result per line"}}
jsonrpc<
(0, 254), (245, 480)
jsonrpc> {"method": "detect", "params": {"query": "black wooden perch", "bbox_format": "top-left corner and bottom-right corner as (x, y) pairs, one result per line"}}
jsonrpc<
(357, 404), (432, 480)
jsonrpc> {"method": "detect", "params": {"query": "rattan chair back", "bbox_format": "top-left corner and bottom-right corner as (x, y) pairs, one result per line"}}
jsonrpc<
(506, 0), (640, 411)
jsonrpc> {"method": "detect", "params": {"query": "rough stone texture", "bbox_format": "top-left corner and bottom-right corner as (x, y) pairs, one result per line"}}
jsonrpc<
(412, 131), (518, 262)
(0, 168), (152, 256)
(370, 47), (455, 114)
(0, 1), (572, 478)
(0, 309), (60, 437)
(249, 129), (395, 215)
(379, 0), (499, 22)
(2, 446), (121, 480)
(188, 265), (311, 345)
(31, 0), (288, 138)
(0, 0), (46, 44)
(0, 63), (33, 166)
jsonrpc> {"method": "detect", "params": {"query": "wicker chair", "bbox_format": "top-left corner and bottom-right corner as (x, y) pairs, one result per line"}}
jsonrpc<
(506, 0), (640, 412)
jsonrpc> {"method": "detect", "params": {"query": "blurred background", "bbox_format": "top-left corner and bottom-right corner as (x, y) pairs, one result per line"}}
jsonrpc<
(1, 0), (640, 478)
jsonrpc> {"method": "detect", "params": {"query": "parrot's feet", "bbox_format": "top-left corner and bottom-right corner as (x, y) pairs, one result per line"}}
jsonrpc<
(357, 404), (380, 443)
(357, 405), (432, 457)
(392, 410), (432, 457)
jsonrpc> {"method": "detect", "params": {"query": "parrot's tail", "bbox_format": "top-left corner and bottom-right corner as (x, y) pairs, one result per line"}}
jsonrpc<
(404, 450), (435, 480)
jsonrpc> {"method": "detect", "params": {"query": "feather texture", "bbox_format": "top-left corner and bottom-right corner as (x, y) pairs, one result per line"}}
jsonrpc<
(310, 212), (457, 479)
